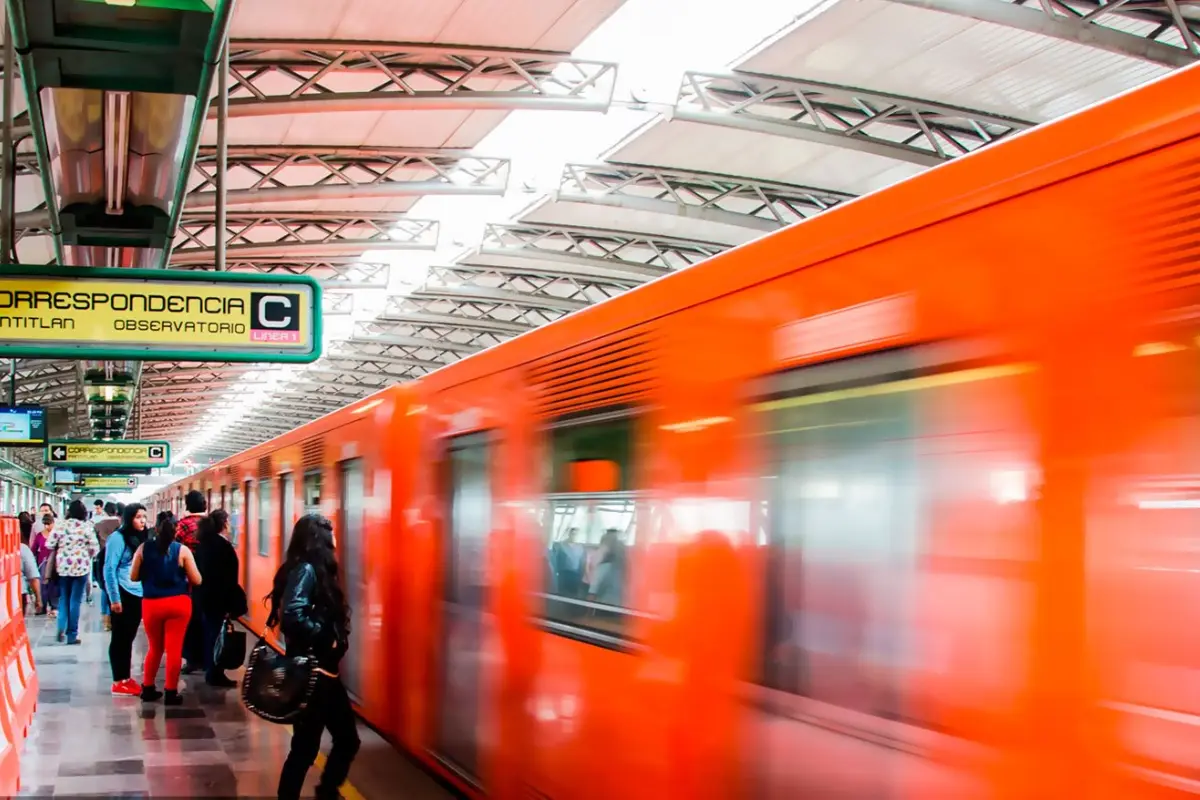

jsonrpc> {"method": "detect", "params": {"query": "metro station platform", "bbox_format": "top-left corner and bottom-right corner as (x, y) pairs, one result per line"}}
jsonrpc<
(17, 602), (454, 799)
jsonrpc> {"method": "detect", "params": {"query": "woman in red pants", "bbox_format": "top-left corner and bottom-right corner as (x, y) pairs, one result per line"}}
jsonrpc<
(130, 512), (202, 705)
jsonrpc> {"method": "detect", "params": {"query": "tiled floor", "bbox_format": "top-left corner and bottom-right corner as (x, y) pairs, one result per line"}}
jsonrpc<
(18, 596), (455, 799)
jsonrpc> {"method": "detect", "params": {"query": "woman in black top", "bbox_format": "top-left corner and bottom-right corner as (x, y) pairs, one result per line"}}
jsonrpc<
(195, 510), (245, 687)
(268, 514), (360, 800)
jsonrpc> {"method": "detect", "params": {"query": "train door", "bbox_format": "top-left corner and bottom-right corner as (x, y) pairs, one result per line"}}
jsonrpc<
(338, 459), (365, 700)
(435, 433), (490, 782)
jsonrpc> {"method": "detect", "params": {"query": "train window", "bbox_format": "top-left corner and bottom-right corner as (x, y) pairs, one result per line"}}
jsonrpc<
(303, 469), (321, 515)
(756, 350), (1034, 726)
(229, 485), (241, 547)
(540, 411), (639, 645)
(258, 478), (271, 557)
(280, 473), (295, 555)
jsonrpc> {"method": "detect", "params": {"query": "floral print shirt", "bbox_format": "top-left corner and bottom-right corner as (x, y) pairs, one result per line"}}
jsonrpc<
(46, 519), (100, 578)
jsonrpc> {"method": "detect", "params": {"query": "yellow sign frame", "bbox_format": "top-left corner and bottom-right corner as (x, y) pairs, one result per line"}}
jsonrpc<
(0, 265), (321, 362)
(46, 440), (171, 469)
(79, 476), (139, 490)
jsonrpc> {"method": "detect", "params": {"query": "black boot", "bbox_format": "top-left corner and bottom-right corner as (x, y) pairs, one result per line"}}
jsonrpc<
(141, 685), (162, 702)
(163, 689), (182, 706)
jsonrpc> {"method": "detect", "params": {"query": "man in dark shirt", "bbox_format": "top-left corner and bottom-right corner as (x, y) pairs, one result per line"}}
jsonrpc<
(177, 490), (206, 672)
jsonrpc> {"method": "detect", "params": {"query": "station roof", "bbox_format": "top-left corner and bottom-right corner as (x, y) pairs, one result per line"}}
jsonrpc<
(7, 0), (1199, 469)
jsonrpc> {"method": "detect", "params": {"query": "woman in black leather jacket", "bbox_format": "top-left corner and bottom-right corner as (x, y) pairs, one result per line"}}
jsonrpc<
(267, 514), (360, 800)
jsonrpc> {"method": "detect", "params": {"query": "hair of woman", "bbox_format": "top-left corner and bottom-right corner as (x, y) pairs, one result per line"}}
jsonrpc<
(18, 515), (31, 543)
(150, 512), (177, 553)
(65, 499), (88, 522)
(197, 509), (229, 544)
(120, 503), (148, 553)
(265, 514), (349, 640)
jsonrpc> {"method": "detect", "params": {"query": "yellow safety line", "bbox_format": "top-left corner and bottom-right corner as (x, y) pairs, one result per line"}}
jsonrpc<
(287, 725), (367, 800)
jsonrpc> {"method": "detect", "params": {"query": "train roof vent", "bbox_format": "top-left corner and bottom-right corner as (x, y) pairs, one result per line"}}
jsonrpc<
(301, 437), (324, 469)
(529, 329), (656, 417)
(1138, 146), (1200, 291)
(257, 456), (272, 479)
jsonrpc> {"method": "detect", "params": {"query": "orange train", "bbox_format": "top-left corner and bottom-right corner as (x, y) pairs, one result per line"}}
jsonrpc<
(155, 63), (1200, 799)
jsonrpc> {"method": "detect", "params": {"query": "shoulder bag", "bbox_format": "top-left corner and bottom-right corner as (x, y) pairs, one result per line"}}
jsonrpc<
(240, 638), (319, 724)
(214, 618), (247, 671)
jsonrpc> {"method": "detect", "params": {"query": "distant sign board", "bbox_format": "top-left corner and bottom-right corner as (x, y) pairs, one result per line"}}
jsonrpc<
(45, 440), (170, 470)
(79, 475), (138, 490)
(0, 405), (46, 446)
(51, 468), (78, 485)
(0, 265), (321, 363)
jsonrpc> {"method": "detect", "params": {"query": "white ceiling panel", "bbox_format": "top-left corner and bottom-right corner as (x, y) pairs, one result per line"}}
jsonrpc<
(609, 118), (923, 195)
(740, 0), (1170, 121)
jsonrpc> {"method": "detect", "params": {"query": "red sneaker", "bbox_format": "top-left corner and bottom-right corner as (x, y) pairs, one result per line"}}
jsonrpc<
(112, 679), (140, 697)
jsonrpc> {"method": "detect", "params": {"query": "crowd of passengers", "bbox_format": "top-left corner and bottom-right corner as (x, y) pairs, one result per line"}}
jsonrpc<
(546, 526), (627, 610)
(13, 493), (362, 800)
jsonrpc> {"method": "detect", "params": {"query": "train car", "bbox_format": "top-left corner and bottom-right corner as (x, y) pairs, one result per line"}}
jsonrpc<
(154, 61), (1200, 800)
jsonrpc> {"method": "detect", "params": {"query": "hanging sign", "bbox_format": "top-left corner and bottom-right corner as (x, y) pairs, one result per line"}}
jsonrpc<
(45, 440), (170, 470)
(0, 265), (321, 363)
(79, 475), (139, 490)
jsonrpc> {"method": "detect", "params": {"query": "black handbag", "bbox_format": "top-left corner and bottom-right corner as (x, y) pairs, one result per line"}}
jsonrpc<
(214, 619), (247, 670)
(240, 637), (319, 725)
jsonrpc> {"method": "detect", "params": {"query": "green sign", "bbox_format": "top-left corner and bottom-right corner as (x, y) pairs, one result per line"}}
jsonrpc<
(0, 265), (321, 363)
(79, 475), (139, 490)
(46, 440), (170, 470)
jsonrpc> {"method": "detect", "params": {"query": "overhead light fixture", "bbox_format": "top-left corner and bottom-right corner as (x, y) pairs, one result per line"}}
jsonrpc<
(103, 91), (131, 216)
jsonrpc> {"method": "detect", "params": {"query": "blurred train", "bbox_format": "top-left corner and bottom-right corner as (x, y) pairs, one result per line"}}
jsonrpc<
(153, 62), (1200, 799)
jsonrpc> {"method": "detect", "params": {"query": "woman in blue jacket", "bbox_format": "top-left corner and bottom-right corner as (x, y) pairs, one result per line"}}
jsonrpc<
(104, 503), (148, 697)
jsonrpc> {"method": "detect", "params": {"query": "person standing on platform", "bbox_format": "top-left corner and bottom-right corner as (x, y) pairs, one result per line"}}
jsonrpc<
(93, 501), (121, 631)
(105, 503), (148, 697)
(46, 500), (99, 645)
(18, 516), (42, 615)
(271, 514), (360, 800)
(194, 510), (245, 687)
(174, 490), (206, 674)
(131, 512), (202, 706)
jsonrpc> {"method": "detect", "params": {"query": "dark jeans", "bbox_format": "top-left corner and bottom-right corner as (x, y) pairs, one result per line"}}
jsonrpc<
(109, 588), (143, 682)
(277, 676), (361, 800)
(56, 575), (87, 641)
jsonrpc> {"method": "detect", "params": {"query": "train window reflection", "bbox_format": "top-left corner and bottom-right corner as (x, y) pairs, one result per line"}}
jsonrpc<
(542, 493), (638, 637)
(541, 411), (639, 643)
(757, 358), (1034, 728)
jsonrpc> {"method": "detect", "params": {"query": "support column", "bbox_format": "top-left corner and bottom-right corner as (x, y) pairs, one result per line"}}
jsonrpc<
(215, 34), (229, 271)
(1, 11), (15, 264)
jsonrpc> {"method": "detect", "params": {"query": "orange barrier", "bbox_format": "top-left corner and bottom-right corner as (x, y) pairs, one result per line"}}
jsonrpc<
(0, 515), (38, 795)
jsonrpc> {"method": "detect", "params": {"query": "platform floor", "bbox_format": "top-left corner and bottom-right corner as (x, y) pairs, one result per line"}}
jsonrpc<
(17, 595), (454, 799)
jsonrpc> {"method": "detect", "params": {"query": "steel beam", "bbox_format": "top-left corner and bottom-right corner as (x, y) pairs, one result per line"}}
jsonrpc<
(375, 308), (534, 337)
(675, 71), (1033, 166)
(187, 147), (511, 210)
(173, 259), (391, 289)
(411, 284), (588, 314)
(885, 0), (1198, 66)
(170, 212), (438, 264)
(479, 223), (726, 280)
(220, 41), (617, 117)
(347, 333), (482, 355)
(558, 163), (857, 230)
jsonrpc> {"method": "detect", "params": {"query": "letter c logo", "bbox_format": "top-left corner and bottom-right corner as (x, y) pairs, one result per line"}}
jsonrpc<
(258, 296), (292, 329)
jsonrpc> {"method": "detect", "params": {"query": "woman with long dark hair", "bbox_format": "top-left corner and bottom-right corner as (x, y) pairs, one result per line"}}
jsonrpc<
(269, 514), (360, 800)
(104, 503), (149, 697)
(46, 499), (99, 644)
(130, 512), (202, 705)
(195, 510), (245, 687)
